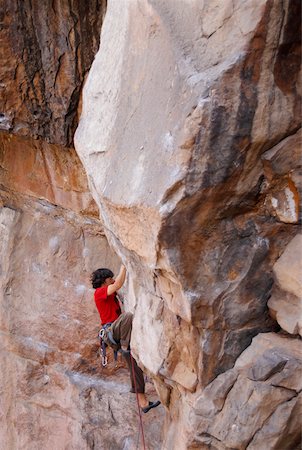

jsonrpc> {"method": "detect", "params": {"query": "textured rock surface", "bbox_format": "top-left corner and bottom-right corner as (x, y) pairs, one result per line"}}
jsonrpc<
(0, 1), (165, 446)
(262, 129), (302, 224)
(0, 143), (164, 449)
(272, 234), (302, 299)
(0, 133), (98, 215)
(1, 0), (302, 448)
(268, 234), (302, 336)
(0, 0), (106, 146)
(75, 0), (301, 448)
(189, 333), (302, 450)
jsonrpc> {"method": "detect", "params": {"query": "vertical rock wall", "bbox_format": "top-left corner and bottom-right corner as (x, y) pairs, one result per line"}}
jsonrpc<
(0, 137), (120, 448)
(0, 0), (106, 146)
(1, 136), (164, 449)
(0, 1), (164, 448)
(75, 1), (301, 449)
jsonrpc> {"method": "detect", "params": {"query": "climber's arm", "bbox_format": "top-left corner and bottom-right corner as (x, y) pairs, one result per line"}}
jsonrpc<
(107, 265), (126, 295)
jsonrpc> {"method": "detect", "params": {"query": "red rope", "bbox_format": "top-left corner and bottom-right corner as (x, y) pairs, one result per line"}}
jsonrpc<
(130, 352), (147, 450)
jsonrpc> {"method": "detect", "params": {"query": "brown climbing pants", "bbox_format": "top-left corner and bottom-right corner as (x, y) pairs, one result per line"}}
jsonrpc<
(111, 312), (133, 348)
(111, 312), (145, 394)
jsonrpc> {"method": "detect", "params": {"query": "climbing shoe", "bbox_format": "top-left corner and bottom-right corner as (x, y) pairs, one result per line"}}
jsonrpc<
(141, 400), (161, 414)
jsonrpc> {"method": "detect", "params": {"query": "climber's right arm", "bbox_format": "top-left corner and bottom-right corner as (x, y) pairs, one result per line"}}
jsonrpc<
(107, 265), (126, 295)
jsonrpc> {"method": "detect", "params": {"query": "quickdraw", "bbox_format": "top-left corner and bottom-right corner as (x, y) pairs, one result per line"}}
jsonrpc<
(99, 327), (108, 366)
(98, 323), (119, 367)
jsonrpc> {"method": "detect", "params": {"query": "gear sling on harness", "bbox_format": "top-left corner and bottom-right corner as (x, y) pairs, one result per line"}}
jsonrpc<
(99, 323), (119, 366)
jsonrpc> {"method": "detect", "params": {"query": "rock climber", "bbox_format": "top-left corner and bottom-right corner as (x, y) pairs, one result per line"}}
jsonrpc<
(91, 265), (161, 413)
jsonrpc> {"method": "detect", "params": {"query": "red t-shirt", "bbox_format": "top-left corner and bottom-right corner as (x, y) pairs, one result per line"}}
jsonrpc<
(94, 286), (121, 325)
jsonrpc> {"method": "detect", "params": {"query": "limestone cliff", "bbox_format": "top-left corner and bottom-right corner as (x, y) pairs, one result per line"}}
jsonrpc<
(1, 0), (301, 449)
(0, 0), (106, 146)
(75, 1), (301, 449)
(0, 1), (163, 449)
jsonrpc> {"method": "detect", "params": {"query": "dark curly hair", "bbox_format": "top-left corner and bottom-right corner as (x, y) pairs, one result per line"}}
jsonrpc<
(91, 268), (114, 289)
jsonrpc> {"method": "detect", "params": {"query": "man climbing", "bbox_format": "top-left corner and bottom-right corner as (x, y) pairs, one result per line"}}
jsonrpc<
(91, 265), (161, 413)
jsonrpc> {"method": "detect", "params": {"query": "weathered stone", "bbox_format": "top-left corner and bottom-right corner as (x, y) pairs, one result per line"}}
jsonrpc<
(268, 235), (302, 336)
(1, 0), (302, 448)
(262, 129), (301, 224)
(273, 234), (302, 299)
(192, 374), (296, 449)
(266, 183), (299, 223)
(268, 286), (302, 336)
(0, 350), (163, 450)
(262, 129), (302, 180)
(270, 359), (302, 393)
(0, 199), (111, 362)
(170, 361), (198, 392)
(0, 138), (164, 447)
(235, 333), (302, 370)
(0, 0), (106, 146)
(0, 0), (167, 448)
(153, 376), (171, 407)
(0, 196), (164, 448)
(188, 436), (226, 450)
(75, 0), (301, 448)
(194, 369), (238, 418)
(75, 1), (297, 390)
(247, 394), (302, 450)
(247, 349), (287, 381)
(0, 133), (98, 216)
(207, 377), (295, 449)
(190, 333), (301, 450)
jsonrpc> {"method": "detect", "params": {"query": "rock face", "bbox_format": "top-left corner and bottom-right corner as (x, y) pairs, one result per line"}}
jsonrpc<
(189, 333), (302, 450)
(262, 130), (302, 224)
(0, 1), (164, 448)
(268, 234), (302, 336)
(0, 139), (164, 449)
(75, 0), (301, 449)
(0, 0), (106, 146)
(1, 0), (301, 449)
(0, 133), (98, 216)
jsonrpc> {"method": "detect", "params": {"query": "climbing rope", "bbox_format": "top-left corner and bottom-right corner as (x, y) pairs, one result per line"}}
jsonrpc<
(130, 352), (146, 450)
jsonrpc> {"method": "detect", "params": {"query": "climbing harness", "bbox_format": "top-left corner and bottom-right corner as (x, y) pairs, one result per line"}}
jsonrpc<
(130, 352), (146, 450)
(98, 323), (118, 366)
